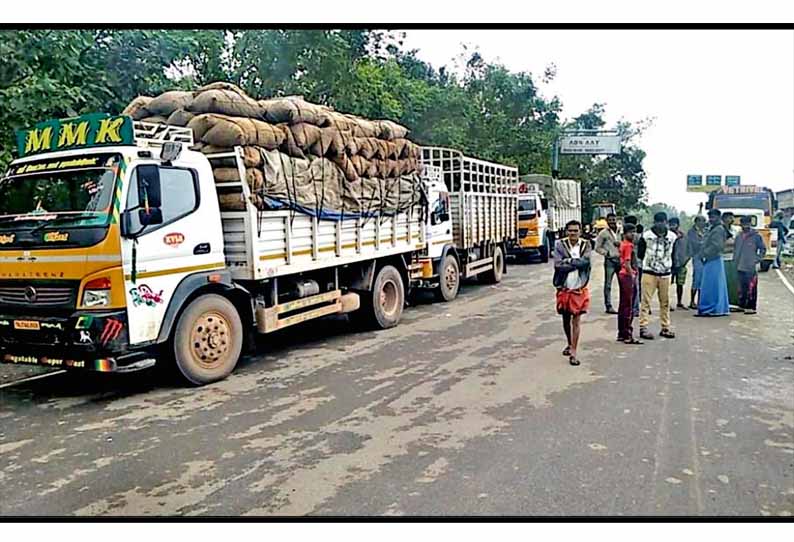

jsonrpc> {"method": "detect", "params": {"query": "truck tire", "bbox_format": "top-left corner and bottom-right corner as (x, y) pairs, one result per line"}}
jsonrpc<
(172, 294), (243, 385)
(435, 254), (461, 302)
(759, 260), (772, 273)
(353, 265), (404, 330)
(539, 235), (550, 263)
(484, 246), (505, 284)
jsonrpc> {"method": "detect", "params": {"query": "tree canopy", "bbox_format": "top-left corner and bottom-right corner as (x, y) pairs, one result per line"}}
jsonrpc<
(0, 29), (653, 216)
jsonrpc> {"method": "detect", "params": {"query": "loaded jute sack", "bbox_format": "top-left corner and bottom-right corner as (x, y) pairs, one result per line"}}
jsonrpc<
(122, 83), (422, 218)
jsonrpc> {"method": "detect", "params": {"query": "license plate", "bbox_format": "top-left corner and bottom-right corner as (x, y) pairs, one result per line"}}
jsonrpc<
(14, 320), (40, 330)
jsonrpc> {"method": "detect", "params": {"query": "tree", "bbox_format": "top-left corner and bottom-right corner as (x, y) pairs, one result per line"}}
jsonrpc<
(0, 30), (216, 169)
(0, 28), (653, 218)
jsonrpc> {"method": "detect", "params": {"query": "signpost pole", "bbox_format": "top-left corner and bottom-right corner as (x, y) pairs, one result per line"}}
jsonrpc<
(551, 137), (560, 179)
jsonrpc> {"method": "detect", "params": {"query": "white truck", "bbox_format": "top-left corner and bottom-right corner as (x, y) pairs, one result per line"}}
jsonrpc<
(415, 147), (518, 301)
(508, 174), (581, 262)
(0, 115), (516, 385)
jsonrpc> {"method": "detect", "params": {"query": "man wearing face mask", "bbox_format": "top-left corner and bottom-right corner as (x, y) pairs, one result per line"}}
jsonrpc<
(732, 215), (766, 315)
(637, 212), (677, 340)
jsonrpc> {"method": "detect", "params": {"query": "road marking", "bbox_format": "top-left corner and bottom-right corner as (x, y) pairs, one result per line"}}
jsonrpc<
(775, 268), (794, 296)
(0, 370), (66, 390)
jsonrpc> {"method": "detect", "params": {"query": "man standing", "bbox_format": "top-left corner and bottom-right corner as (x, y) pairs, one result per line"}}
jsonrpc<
(623, 216), (642, 319)
(733, 215), (766, 315)
(696, 209), (731, 316)
(553, 220), (592, 367)
(617, 224), (642, 344)
(770, 211), (789, 269)
(721, 212), (740, 309)
(595, 213), (621, 314)
(686, 215), (707, 309)
(669, 217), (690, 311)
(637, 212), (677, 339)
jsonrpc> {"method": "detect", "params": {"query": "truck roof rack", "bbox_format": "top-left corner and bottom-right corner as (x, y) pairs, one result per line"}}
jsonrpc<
(133, 121), (194, 147)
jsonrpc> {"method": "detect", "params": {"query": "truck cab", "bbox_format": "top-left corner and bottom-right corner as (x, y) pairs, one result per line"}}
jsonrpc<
(513, 183), (551, 263)
(0, 114), (233, 375)
(707, 185), (778, 272)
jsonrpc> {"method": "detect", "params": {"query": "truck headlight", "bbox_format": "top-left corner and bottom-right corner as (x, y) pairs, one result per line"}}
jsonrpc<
(82, 278), (112, 308)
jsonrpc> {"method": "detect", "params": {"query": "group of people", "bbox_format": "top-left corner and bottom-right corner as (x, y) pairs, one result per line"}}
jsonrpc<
(553, 209), (773, 366)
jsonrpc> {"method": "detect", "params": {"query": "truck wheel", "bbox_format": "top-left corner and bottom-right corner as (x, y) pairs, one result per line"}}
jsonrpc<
(173, 294), (243, 385)
(435, 254), (461, 302)
(353, 265), (404, 330)
(759, 260), (772, 273)
(484, 246), (505, 284)
(539, 236), (550, 263)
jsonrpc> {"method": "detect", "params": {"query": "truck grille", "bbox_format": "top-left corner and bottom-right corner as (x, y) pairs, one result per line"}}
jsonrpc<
(0, 282), (77, 308)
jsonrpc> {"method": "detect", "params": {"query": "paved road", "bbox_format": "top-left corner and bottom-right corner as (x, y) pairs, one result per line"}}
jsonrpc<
(0, 257), (792, 516)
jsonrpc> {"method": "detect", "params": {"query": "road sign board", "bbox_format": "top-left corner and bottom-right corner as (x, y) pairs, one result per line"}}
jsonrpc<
(559, 135), (621, 155)
(706, 175), (722, 186)
(725, 175), (741, 186)
(686, 175), (704, 192)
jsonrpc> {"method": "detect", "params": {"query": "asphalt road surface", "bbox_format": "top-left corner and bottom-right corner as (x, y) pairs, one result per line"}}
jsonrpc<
(1, 256), (792, 516)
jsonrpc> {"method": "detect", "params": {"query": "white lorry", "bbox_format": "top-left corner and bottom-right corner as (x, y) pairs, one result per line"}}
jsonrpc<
(415, 147), (518, 301)
(508, 174), (581, 262)
(0, 115), (517, 385)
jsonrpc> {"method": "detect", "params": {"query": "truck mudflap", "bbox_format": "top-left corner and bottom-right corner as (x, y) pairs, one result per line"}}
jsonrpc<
(0, 310), (155, 373)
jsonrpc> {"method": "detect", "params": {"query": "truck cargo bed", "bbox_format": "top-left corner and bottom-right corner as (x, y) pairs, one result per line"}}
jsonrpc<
(210, 149), (425, 281)
(421, 147), (518, 249)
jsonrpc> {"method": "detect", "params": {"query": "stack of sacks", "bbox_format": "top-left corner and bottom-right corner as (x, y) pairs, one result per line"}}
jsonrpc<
(121, 83), (422, 217)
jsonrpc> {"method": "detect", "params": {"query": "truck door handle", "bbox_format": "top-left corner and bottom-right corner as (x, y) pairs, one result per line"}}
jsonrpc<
(194, 243), (211, 255)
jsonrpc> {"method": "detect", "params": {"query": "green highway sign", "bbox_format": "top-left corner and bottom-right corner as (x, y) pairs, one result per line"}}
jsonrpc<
(706, 175), (722, 186)
(725, 175), (741, 186)
(687, 175), (703, 186)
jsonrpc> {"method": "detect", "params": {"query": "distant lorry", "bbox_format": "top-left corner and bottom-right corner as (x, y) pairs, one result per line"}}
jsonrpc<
(589, 202), (616, 238)
(417, 147), (518, 300)
(0, 115), (517, 384)
(508, 174), (582, 263)
(707, 185), (778, 272)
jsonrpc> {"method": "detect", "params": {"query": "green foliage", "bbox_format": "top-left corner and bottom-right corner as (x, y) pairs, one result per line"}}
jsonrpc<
(0, 29), (651, 216)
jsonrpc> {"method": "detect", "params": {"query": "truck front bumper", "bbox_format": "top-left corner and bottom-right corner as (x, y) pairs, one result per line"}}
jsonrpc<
(0, 310), (155, 373)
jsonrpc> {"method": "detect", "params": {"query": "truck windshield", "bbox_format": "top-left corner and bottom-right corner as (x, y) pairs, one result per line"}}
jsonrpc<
(0, 153), (121, 230)
(518, 199), (537, 213)
(713, 194), (770, 214)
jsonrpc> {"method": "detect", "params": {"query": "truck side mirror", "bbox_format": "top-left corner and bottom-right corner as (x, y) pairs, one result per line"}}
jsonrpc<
(540, 198), (548, 210)
(439, 211), (450, 223)
(137, 164), (162, 209)
(120, 207), (163, 238)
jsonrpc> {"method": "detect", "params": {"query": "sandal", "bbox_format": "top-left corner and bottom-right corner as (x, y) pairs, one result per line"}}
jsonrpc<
(563, 346), (571, 356)
(623, 338), (644, 345)
(660, 329), (676, 339)
(569, 355), (580, 366)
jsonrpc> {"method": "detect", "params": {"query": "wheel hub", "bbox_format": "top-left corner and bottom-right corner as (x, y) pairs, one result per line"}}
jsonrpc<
(190, 311), (231, 368)
(444, 263), (457, 290)
(380, 280), (398, 317)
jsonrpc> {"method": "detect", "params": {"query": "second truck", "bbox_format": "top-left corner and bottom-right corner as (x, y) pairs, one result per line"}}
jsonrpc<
(509, 174), (582, 263)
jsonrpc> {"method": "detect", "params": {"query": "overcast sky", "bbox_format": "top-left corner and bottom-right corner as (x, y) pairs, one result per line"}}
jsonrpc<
(401, 29), (794, 214)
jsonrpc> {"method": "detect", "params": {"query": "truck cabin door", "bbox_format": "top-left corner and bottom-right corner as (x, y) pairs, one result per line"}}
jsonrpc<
(427, 184), (452, 259)
(119, 160), (222, 346)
